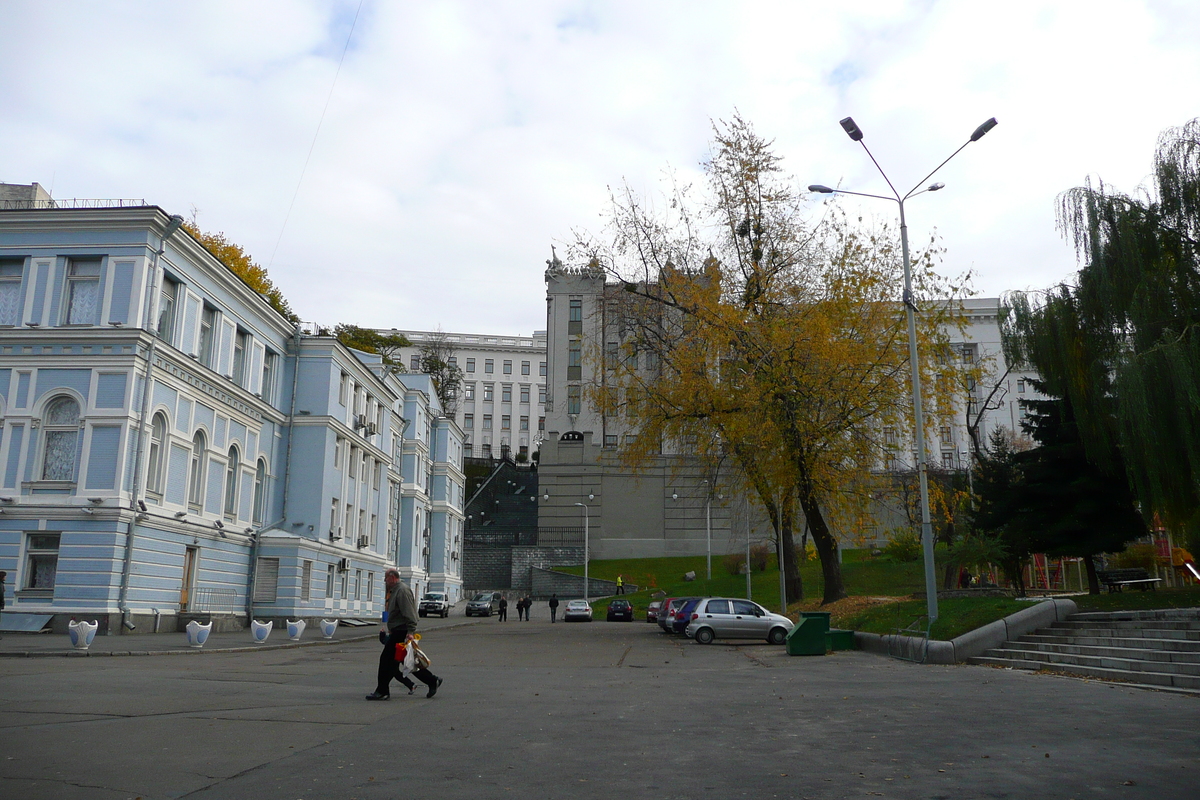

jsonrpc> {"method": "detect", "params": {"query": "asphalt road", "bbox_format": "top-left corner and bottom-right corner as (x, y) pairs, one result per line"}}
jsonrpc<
(1, 616), (1197, 799)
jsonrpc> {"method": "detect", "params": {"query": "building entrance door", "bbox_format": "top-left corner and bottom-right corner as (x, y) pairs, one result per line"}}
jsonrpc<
(181, 547), (198, 611)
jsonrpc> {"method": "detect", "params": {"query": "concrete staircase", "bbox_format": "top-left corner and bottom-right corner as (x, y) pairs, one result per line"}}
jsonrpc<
(968, 608), (1200, 692)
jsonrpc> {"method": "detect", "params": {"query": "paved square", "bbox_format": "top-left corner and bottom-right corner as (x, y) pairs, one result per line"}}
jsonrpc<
(1, 619), (1196, 799)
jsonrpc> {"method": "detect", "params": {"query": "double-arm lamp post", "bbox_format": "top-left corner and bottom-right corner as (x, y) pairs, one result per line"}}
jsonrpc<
(809, 115), (997, 622)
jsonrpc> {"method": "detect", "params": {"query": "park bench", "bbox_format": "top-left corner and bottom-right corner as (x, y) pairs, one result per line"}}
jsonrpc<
(1097, 568), (1162, 593)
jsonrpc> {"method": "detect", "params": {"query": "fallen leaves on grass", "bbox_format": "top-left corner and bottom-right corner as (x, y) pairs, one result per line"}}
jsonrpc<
(787, 595), (906, 627)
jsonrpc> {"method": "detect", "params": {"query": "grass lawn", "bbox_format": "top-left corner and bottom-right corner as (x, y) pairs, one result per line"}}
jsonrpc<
(562, 553), (1200, 639)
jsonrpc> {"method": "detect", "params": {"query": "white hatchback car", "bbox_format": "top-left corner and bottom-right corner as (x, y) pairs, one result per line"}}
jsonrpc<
(685, 597), (793, 644)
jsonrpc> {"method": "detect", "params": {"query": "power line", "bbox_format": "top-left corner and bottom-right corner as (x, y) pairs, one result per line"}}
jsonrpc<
(268, 0), (365, 269)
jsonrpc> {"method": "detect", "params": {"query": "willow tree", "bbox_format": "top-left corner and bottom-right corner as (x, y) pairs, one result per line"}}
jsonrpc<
(1004, 118), (1200, 548)
(573, 115), (968, 605)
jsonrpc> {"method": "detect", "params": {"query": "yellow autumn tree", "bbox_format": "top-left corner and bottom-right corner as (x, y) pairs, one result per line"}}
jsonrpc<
(182, 223), (300, 324)
(572, 115), (970, 604)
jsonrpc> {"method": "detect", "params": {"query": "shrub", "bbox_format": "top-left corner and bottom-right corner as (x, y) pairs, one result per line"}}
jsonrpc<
(883, 528), (923, 562)
(723, 553), (747, 576)
(750, 544), (772, 571)
(1108, 542), (1163, 570)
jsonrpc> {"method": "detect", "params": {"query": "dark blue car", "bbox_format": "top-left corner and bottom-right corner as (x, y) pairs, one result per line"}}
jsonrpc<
(671, 597), (704, 634)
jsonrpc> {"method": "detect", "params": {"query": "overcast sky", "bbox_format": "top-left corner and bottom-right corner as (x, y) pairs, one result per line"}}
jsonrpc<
(3, 1), (1198, 335)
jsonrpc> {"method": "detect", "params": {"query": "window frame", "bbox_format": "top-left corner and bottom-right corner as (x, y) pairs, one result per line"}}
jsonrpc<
(223, 445), (240, 520)
(39, 396), (81, 483)
(64, 258), (102, 326)
(23, 532), (61, 593)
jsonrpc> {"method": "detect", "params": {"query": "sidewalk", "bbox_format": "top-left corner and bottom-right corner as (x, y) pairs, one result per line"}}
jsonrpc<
(0, 615), (479, 658)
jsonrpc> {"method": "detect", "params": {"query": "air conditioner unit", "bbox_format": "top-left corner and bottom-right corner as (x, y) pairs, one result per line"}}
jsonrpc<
(357, 535), (369, 548)
(353, 414), (367, 430)
(364, 422), (377, 436)
(337, 557), (350, 572)
(330, 527), (343, 540)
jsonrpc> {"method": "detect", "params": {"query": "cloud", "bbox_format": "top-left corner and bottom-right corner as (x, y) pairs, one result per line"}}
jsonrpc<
(2, 0), (1198, 333)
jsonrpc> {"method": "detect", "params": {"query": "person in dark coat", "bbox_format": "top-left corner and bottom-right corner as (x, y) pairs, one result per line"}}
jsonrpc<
(523, 596), (533, 620)
(548, 594), (559, 623)
(366, 570), (442, 700)
(498, 595), (508, 622)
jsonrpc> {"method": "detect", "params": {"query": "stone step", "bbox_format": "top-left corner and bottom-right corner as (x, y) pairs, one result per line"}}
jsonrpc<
(982, 645), (1200, 677)
(1069, 609), (1200, 622)
(1007, 639), (1200, 666)
(1053, 620), (1200, 634)
(1020, 632), (1200, 652)
(1047, 625), (1200, 642)
(968, 655), (1200, 691)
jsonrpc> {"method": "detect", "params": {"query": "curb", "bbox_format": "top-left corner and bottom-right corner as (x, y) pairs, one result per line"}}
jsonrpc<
(854, 598), (1079, 664)
(0, 619), (483, 659)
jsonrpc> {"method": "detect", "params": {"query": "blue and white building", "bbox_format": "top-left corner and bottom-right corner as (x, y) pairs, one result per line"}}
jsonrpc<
(0, 195), (463, 634)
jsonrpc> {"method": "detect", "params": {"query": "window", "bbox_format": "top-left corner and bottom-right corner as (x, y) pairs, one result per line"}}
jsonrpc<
(539, 361), (547, 377)
(502, 415), (511, 430)
(331, 499), (339, 532)
(485, 358), (494, 373)
(327, 564), (336, 598)
(24, 533), (60, 590)
(65, 258), (101, 325)
(224, 446), (239, 519)
(367, 571), (374, 601)
(939, 426), (952, 444)
(503, 360), (512, 374)
(605, 340), (619, 366)
(568, 340), (581, 380)
(158, 277), (179, 343)
(941, 452), (955, 468)
(521, 360), (530, 376)
(483, 384), (494, 402)
(41, 397), (80, 481)
(1017, 379), (1026, 393)
(301, 560), (312, 601)
(147, 413), (168, 495)
(569, 297), (582, 322)
(410, 354), (421, 371)
(466, 358), (475, 373)
(252, 459), (266, 524)
(253, 557), (280, 602)
(0, 259), (22, 326)
(567, 385), (581, 415)
(624, 433), (637, 446)
(539, 386), (547, 405)
(463, 413), (474, 429)
(232, 330), (248, 386)
(520, 415), (529, 431)
(339, 372), (349, 405)
(502, 385), (512, 403)
(520, 386), (530, 404)
(261, 351), (276, 400)
(483, 414), (492, 430)
(538, 416), (545, 431)
(482, 442), (492, 457)
(447, 356), (457, 368)
(604, 434), (618, 447)
(189, 432), (206, 510)
(199, 305), (217, 367)
(464, 383), (475, 401)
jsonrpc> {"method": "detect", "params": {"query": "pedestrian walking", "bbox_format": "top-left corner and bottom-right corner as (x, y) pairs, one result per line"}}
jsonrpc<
(498, 595), (508, 622)
(523, 596), (533, 620)
(366, 569), (442, 700)
(616, 575), (625, 595)
(548, 594), (559, 623)
(515, 596), (524, 621)
(398, 633), (444, 698)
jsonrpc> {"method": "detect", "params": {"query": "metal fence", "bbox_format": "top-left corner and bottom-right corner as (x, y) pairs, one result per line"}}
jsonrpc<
(464, 527), (585, 547)
(888, 615), (931, 663)
(0, 198), (148, 210)
(191, 587), (239, 614)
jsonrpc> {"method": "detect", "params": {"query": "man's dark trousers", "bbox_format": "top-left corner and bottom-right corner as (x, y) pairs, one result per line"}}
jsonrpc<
(375, 626), (411, 696)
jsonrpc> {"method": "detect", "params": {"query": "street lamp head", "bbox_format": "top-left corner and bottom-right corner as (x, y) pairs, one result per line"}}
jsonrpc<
(808, 185), (835, 194)
(970, 117), (998, 142)
(839, 117), (864, 141)
(928, 182), (945, 192)
(164, 215), (185, 238)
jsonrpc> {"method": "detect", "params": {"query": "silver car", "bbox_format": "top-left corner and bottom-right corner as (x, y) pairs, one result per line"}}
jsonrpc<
(685, 597), (793, 645)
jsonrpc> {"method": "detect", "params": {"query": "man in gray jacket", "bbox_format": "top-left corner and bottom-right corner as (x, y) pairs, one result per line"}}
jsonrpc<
(367, 570), (442, 699)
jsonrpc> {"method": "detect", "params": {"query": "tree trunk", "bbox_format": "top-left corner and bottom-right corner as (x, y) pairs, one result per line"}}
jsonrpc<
(796, 486), (846, 605)
(1084, 553), (1101, 594)
(780, 496), (803, 604)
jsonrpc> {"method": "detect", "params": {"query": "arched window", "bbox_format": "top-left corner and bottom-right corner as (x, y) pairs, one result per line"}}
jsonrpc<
(188, 432), (206, 511)
(224, 446), (239, 519)
(41, 396), (80, 481)
(147, 413), (168, 495)
(252, 459), (266, 525)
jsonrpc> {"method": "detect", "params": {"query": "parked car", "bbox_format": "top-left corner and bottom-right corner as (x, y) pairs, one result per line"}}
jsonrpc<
(465, 592), (500, 617)
(659, 597), (698, 633)
(685, 597), (793, 645)
(563, 599), (594, 622)
(418, 592), (450, 618)
(671, 597), (705, 634)
(606, 598), (634, 622)
(646, 600), (662, 624)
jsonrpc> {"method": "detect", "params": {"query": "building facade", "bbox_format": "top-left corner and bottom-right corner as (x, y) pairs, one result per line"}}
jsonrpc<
(536, 253), (1040, 557)
(0, 198), (463, 634)
(388, 329), (547, 461)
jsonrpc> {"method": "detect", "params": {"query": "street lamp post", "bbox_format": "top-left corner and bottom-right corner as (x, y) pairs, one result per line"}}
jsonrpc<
(702, 479), (712, 582)
(810, 115), (997, 623)
(574, 502), (589, 601)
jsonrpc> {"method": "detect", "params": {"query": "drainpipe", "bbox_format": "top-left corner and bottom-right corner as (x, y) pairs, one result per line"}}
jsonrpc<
(118, 214), (184, 632)
(245, 325), (303, 620)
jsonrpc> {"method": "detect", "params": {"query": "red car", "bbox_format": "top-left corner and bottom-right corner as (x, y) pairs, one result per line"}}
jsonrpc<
(646, 600), (662, 623)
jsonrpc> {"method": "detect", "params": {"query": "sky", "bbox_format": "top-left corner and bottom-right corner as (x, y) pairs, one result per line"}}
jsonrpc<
(3, 1), (1198, 336)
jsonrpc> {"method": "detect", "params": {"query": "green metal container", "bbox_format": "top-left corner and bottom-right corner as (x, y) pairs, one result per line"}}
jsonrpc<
(826, 628), (856, 651)
(786, 611), (831, 656)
